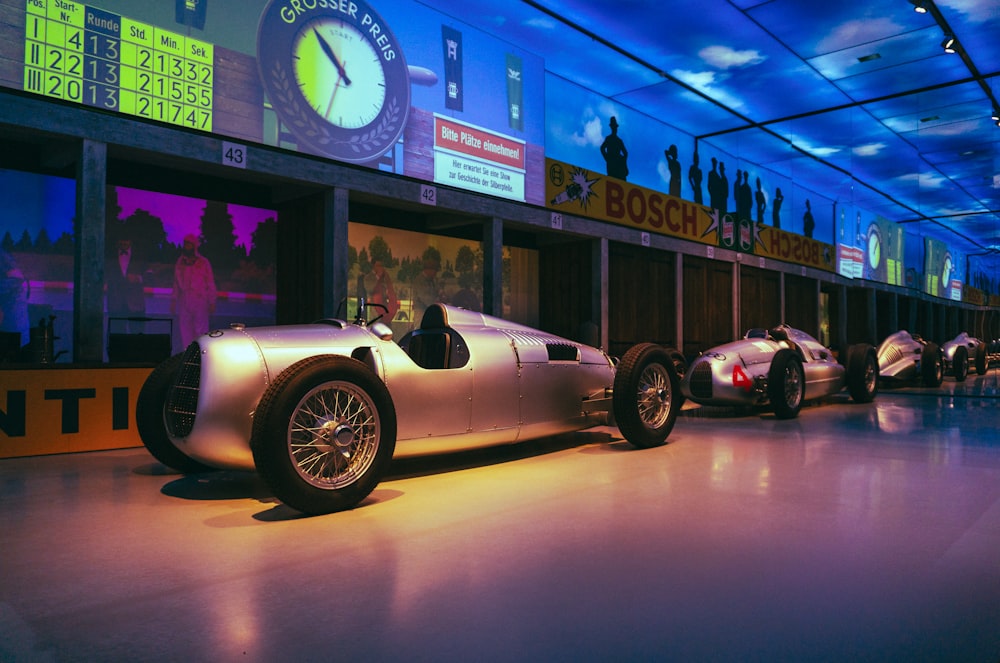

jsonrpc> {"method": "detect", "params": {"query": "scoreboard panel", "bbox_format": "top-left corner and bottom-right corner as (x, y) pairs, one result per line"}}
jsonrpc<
(22, 0), (214, 131)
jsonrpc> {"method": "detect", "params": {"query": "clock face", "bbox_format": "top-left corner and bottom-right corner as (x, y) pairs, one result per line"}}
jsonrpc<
(257, 0), (410, 163)
(293, 19), (386, 130)
(867, 231), (881, 270)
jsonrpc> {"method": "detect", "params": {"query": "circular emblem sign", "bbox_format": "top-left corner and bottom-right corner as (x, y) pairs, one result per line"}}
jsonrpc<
(257, 0), (411, 163)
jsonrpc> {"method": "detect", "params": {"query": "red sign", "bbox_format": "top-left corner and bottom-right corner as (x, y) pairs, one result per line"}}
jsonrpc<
(435, 116), (525, 170)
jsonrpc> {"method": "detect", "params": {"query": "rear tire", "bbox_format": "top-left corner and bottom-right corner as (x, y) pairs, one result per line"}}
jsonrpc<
(921, 343), (944, 387)
(768, 349), (804, 419)
(612, 344), (680, 449)
(668, 349), (687, 407)
(846, 344), (879, 403)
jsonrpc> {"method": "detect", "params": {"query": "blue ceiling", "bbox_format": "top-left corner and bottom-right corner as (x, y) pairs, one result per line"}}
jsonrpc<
(434, 0), (1000, 268)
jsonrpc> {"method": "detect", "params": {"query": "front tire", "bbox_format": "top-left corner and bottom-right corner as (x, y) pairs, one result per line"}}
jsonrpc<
(612, 344), (680, 449)
(846, 344), (879, 403)
(952, 345), (969, 382)
(135, 352), (215, 474)
(768, 349), (804, 419)
(251, 355), (396, 515)
(921, 343), (944, 387)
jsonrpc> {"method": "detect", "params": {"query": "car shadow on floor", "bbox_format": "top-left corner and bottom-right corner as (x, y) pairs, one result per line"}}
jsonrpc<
(385, 429), (618, 480)
(148, 429), (620, 518)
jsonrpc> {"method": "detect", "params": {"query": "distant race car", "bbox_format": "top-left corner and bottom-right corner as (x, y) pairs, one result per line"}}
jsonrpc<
(876, 330), (944, 387)
(680, 325), (878, 419)
(136, 301), (682, 515)
(941, 332), (989, 379)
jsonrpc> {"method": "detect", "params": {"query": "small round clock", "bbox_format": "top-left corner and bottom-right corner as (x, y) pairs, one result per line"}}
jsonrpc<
(941, 252), (953, 295)
(865, 223), (885, 281)
(867, 230), (881, 270)
(257, 0), (411, 164)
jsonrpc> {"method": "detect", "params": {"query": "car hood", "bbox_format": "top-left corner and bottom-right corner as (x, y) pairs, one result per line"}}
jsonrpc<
(693, 337), (781, 368)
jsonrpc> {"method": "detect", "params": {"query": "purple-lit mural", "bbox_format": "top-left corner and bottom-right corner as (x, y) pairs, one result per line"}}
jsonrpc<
(0, 168), (276, 362)
(109, 186), (277, 355)
(0, 170), (75, 361)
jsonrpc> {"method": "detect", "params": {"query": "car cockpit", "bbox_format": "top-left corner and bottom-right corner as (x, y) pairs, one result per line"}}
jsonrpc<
(399, 303), (470, 370)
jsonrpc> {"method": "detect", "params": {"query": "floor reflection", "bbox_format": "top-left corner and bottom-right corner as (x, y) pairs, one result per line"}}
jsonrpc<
(2, 376), (1000, 661)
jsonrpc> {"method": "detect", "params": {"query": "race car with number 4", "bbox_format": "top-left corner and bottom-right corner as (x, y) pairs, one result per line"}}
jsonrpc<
(680, 325), (879, 418)
(136, 301), (682, 515)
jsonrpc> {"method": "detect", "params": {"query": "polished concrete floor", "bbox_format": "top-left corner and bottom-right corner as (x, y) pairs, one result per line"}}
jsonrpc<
(2, 374), (1000, 663)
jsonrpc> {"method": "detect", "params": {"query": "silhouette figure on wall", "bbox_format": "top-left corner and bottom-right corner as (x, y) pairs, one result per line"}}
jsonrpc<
(708, 157), (722, 213)
(665, 144), (681, 197)
(688, 150), (703, 204)
(733, 169), (742, 217)
(771, 187), (784, 228)
(754, 177), (766, 225)
(717, 161), (729, 217)
(803, 199), (815, 238)
(736, 170), (753, 221)
(600, 116), (629, 181)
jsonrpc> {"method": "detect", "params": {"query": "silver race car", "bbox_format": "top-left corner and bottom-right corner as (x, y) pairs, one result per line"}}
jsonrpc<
(877, 330), (944, 387)
(137, 301), (681, 514)
(680, 325), (879, 419)
(941, 332), (989, 379)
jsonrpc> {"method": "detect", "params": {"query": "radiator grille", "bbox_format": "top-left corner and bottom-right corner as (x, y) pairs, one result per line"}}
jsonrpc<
(689, 362), (713, 399)
(165, 343), (202, 438)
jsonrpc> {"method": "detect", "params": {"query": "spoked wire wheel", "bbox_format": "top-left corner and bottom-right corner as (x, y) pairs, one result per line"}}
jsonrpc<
(613, 343), (681, 448)
(768, 349), (804, 419)
(252, 356), (397, 515)
(635, 362), (673, 430)
(289, 381), (382, 490)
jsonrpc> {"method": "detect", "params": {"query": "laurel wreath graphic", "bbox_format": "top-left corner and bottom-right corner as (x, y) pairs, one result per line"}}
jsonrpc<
(269, 61), (401, 157)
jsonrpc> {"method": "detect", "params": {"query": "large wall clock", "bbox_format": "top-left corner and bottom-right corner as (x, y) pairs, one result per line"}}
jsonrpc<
(865, 223), (884, 281)
(940, 251), (953, 296)
(257, 0), (411, 164)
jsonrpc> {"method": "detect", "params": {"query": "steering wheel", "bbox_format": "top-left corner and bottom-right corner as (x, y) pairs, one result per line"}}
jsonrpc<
(355, 300), (389, 327)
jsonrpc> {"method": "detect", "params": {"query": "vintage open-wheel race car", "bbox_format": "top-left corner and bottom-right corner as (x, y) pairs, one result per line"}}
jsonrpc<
(876, 330), (946, 387)
(679, 325), (879, 419)
(940, 331), (990, 380)
(136, 301), (683, 514)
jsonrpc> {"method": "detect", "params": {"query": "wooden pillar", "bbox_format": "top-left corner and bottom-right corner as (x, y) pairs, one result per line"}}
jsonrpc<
(74, 139), (106, 362)
(732, 261), (740, 340)
(591, 237), (608, 351)
(482, 216), (503, 317)
(866, 289), (878, 345)
(837, 285), (848, 348)
(889, 292), (898, 336)
(675, 253), (684, 353)
(324, 187), (349, 318)
(779, 271), (786, 324)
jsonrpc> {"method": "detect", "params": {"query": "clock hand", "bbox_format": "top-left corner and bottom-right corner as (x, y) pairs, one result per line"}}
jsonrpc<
(313, 28), (352, 87)
(325, 77), (345, 119)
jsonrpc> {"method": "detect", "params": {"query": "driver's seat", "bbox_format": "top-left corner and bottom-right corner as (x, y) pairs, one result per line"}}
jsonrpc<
(406, 304), (451, 369)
